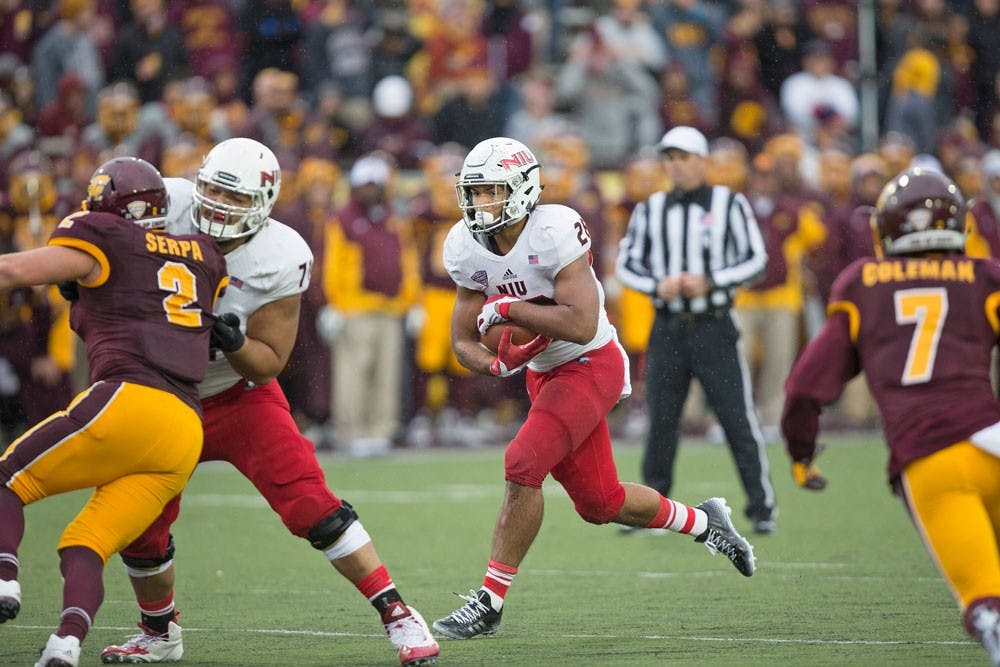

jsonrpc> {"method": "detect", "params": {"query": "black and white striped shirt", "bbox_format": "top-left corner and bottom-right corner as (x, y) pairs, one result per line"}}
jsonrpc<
(615, 184), (767, 313)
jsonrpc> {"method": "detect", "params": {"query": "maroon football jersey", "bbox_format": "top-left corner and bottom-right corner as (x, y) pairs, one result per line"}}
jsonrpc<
(48, 211), (228, 412)
(785, 255), (1000, 480)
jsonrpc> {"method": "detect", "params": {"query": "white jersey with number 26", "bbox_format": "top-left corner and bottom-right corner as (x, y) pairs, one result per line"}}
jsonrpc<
(164, 177), (313, 398)
(443, 203), (629, 395)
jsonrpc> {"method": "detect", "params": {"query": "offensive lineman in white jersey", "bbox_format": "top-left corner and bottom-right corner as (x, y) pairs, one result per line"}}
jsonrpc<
(102, 139), (439, 667)
(432, 138), (757, 641)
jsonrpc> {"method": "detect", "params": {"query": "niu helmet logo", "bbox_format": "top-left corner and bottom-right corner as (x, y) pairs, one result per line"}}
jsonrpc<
(499, 151), (535, 171)
(260, 170), (278, 187)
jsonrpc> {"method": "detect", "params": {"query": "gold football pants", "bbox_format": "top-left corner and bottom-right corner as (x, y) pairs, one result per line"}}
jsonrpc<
(1, 380), (202, 562)
(901, 442), (1000, 609)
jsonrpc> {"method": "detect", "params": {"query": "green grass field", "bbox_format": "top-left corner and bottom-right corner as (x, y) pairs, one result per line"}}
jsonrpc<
(1, 434), (985, 666)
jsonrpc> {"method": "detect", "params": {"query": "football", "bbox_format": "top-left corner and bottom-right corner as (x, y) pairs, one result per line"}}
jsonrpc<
(481, 323), (539, 354)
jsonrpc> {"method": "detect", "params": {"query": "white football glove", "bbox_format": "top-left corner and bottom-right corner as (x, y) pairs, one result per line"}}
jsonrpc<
(316, 305), (345, 344)
(476, 295), (519, 335)
(405, 306), (426, 337)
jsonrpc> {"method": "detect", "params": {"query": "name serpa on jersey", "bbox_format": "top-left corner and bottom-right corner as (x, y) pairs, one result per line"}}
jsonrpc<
(165, 177), (314, 398)
(444, 204), (627, 388)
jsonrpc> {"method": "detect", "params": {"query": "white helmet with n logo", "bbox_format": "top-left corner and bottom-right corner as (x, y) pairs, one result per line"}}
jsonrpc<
(455, 137), (542, 235)
(192, 137), (281, 239)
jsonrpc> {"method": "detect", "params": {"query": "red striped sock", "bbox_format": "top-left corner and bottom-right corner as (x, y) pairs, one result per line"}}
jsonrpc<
(356, 565), (395, 600)
(481, 559), (517, 609)
(646, 497), (705, 535)
(139, 592), (175, 618)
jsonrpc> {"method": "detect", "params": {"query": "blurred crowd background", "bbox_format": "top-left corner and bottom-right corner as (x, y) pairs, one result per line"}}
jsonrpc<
(3, 0), (1000, 453)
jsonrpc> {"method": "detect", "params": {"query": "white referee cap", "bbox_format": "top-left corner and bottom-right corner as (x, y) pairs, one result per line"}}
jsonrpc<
(658, 126), (708, 157)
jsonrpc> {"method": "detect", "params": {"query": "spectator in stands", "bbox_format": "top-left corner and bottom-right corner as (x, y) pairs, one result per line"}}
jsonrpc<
(301, 80), (358, 163)
(368, 9), (423, 88)
(416, 0), (487, 110)
(967, 150), (1000, 258)
(35, 74), (89, 141)
(431, 65), (505, 149)
(969, 0), (1000, 138)
(301, 0), (370, 100)
(479, 0), (534, 114)
(30, 0), (104, 118)
(358, 75), (434, 170)
(109, 0), (190, 105)
(79, 81), (157, 164)
(751, 0), (810, 99)
(878, 130), (917, 177)
(555, 10), (661, 169)
(0, 91), (36, 186)
(237, 0), (302, 103)
(717, 45), (782, 155)
(658, 63), (713, 138)
(503, 68), (571, 150)
(800, 1), (857, 72)
(0, 2), (42, 64)
(167, 0), (242, 84)
(648, 0), (724, 124)
(240, 68), (307, 168)
(780, 40), (858, 145)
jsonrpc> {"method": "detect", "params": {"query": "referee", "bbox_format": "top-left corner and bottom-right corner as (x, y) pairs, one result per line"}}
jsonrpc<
(615, 126), (777, 534)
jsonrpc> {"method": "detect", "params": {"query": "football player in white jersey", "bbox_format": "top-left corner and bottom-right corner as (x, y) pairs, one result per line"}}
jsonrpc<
(101, 139), (439, 667)
(432, 138), (758, 641)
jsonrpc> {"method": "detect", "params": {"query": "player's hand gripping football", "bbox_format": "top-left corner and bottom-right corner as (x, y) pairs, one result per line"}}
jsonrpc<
(791, 446), (828, 491)
(477, 295), (520, 335)
(211, 312), (245, 353)
(490, 327), (551, 377)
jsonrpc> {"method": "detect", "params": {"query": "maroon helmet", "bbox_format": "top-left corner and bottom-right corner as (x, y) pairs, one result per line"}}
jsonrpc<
(86, 157), (168, 229)
(872, 167), (966, 257)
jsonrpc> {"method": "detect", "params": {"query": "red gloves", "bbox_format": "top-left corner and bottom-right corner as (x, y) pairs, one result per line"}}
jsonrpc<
(489, 327), (551, 377)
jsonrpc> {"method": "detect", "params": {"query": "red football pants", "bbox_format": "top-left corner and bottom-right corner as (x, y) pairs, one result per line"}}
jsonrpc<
(506, 341), (628, 524)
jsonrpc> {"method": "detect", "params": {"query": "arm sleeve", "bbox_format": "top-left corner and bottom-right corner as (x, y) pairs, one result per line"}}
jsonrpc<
(712, 192), (768, 289)
(782, 311), (860, 461)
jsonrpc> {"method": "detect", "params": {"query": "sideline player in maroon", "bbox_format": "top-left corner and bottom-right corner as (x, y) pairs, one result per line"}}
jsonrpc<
(782, 167), (1000, 665)
(0, 157), (228, 667)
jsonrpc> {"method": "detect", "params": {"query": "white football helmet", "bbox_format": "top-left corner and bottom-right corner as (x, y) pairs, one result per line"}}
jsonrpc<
(455, 137), (542, 235)
(192, 137), (281, 239)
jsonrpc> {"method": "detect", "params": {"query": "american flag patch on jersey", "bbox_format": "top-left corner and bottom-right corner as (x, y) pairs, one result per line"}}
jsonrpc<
(528, 254), (539, 264)
(229, 277), (245, 289)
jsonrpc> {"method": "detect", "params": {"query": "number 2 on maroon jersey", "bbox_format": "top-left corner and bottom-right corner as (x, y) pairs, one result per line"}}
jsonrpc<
(158, 261), (202, 328)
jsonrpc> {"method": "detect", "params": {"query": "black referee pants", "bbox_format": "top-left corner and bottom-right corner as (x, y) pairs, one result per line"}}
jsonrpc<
(642, 309), (776, 521)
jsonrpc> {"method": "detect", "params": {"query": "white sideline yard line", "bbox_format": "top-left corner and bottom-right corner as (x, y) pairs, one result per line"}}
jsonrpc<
(7, 624), (974, 647)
